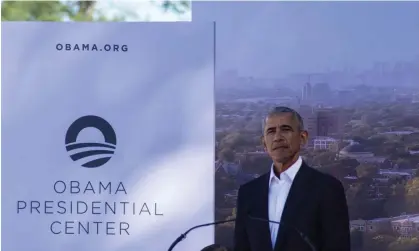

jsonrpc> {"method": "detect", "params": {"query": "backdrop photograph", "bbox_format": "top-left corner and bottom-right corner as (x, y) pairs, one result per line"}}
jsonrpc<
(195, 2), (419, 251)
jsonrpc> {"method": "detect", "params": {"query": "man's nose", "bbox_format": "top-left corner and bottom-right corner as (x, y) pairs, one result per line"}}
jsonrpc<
(273, 131), (285, 141)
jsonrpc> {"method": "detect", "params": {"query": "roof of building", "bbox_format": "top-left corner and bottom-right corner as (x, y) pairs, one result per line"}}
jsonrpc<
(391, 214), (419, 223)
(380, 170), (411, 176)
(314, 136), (337, 142)
(380, 131), (415, 135)
(341, 143), (368, 153)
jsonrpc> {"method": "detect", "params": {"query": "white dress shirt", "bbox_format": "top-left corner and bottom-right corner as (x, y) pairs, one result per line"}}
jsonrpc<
(268, 156), (302, 248)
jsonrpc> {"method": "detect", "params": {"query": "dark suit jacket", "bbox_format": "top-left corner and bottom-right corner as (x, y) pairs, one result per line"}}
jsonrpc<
(233, 162), (350, 251)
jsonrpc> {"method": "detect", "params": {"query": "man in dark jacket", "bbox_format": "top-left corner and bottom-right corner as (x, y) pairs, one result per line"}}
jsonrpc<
(234, 106), (350, 251)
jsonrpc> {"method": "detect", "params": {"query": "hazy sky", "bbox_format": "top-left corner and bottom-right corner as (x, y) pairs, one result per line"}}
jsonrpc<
(94, 0), (191, 21)
(194, 2), (419, 77)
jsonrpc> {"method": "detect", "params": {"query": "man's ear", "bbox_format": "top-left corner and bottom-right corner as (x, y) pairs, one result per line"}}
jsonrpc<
(300, 130), (309, 146)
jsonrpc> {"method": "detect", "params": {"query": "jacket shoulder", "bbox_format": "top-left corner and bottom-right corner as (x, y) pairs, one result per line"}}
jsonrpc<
(305, 164), (344, 189)
(238, 173), (268, 193)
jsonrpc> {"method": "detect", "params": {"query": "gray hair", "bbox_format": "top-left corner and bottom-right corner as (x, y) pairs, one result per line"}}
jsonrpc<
(262, 106), (305, 133)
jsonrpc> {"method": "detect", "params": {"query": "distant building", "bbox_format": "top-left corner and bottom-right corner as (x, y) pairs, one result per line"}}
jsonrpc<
(339, 143), (385, 163)
(340, 143), (374, 158)
(379, 170), (412, 180)
(313, 136), (339, 151)
(350, 214), (419, 236)
(352, 219), (390, 233)
(317, 109), (339, 136)
(394, 94), (412, 104)
(317, 108), (352, 136)
(391, 215), (419, 238)
(339, 142), (386, 163)
(409, 150), (419, 155)
(344, 175), (358, 185)
(299, 105), (317, 144)
(380, 130), (416, 136)
(367, 218), (393, 233)
(350, 220), (367, 232)
(312, 83), (331, 100)
(337, 90), (353, 106)
(302, 82), (312, 101)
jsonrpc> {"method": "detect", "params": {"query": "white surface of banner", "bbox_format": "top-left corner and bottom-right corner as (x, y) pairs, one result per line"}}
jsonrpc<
(1, 22), (215, 251)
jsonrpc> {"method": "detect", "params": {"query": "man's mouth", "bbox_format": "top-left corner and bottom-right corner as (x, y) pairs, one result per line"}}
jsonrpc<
(273, 146), (288, 150)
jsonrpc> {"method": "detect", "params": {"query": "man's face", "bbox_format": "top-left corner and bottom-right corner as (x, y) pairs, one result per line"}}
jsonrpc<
(262, 113), (308, 164)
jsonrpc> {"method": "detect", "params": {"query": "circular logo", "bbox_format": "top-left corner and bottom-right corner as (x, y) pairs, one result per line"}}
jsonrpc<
(65, 115), (116, 168)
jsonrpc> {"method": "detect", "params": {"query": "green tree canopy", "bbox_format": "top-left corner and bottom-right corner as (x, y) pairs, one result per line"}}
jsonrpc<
(388, 237), (419, 251)
(350, 230), (364, 250)
(1, 1), (191, 21)
(2, 1), (70, 21)
(384, 184), (406, 217)
(218, 148), (235, 162)
(356, 163), (378, 179)
(405, 177), (419, 213)
(363, 234), (396, 251)
(311, 151), (337, 166)
(317, 162), (351, 181)
(219, 132), (257, 151)
(2, 1), (101, 21)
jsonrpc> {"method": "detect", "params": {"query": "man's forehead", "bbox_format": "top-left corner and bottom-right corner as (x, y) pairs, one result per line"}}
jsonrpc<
(265, 113), (295, 125)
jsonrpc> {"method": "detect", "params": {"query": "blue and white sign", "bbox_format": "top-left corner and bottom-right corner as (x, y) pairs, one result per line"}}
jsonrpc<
(1, 22), (215, 251)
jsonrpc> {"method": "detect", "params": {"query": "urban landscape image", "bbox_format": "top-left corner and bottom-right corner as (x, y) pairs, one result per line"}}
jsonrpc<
(203, 2), (419, 251)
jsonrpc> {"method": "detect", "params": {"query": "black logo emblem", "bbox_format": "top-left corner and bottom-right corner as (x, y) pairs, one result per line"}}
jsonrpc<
(65, 115), (116, 168)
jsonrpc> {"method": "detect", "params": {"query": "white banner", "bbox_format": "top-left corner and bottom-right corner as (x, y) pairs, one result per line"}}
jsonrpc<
(1, 22), (215, 251)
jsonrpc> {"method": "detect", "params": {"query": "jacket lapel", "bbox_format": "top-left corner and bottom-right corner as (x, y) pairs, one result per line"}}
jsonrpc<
(273, 162), (313, 251)
(249, 173), (273, 251)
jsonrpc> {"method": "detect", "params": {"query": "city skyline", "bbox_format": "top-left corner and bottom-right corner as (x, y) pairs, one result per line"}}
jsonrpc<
(218, 57), (419, 80)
